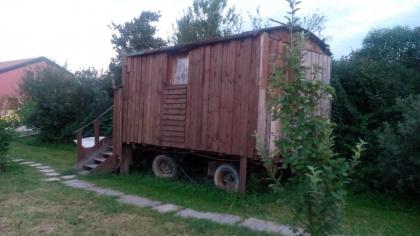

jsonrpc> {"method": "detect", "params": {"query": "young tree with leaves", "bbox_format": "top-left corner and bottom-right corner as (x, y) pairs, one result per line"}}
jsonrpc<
(173, 0), (242, 44)
(259, 0), (365, 234)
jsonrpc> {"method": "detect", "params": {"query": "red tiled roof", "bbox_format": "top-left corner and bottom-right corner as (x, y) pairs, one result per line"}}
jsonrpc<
(0, 57), (58, 97)
(0, 57), (50, 74)
(0, 58), (35, 70)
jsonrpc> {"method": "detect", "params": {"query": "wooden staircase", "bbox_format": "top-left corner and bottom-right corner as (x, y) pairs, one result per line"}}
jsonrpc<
(82, 147), (115, 172)
(75, 106), (119, 174)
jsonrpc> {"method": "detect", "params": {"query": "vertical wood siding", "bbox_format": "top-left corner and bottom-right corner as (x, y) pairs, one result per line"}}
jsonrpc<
(185, 38), (259, 158)
(122, 54), (167, 146)
(302, 50), (332, 116)
(117, 30), (330, 160)
(262, 33), (332, 154)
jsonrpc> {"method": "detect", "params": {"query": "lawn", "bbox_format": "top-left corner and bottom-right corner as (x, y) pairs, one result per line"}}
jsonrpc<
(6, 137), (420, 235)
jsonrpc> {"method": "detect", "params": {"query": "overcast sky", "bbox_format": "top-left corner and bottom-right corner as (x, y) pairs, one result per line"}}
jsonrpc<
(1, 0), (419, 72)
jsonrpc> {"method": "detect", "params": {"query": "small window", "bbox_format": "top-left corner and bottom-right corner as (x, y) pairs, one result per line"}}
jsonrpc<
(171, 56), (189, 85)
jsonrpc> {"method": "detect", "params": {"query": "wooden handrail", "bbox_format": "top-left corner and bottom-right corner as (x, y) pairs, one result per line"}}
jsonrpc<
(75, 105), (113, 166)
(73, 105), (113, 134)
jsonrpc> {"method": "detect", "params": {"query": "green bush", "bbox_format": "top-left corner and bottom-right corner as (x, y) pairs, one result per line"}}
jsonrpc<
(0, 120), (13, 172)
(331, 26), (420, 194)
(19, 68), (113, 142)
(376, 96), (420, 196)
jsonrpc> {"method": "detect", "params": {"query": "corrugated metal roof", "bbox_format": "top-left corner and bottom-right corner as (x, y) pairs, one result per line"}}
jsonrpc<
(127, 25), (332, 57)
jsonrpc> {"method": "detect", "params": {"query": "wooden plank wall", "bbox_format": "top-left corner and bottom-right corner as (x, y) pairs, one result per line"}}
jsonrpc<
(121, 37), (260, 158)
(261, 32), (332, 154)
(118, 31), (330, 160)
(185, 38), (259, 158)
(122, 54), (167, 146)
(302, 50), (332, 116)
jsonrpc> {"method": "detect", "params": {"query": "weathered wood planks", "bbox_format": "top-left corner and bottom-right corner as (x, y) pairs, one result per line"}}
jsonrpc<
(117, 29), (331, 160)
(160, 85), (187, 146)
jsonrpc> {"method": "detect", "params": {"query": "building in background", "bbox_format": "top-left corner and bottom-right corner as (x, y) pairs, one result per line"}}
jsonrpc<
(0, 57), (67, 115)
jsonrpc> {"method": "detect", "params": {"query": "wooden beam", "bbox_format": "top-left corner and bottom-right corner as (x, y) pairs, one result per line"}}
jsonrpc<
(256, 32), (270, 151)
(120, 144), (132, 174)
(239, 157), (248, 194)
(76, 130), (84, 163)
(94, 120), (100, 146)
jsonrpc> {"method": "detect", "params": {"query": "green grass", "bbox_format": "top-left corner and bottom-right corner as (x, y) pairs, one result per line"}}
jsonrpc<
(2, 143), (271, 235)
(10, 136), (75, 173)
(8, 137), (420, 235)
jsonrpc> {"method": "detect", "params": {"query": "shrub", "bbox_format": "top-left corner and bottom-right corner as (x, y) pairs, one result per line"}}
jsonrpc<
(376, 95), (420, 196)
(0, 119), (14, 172)
(19, 67), (113, 142)
(331, 26), (420, 193)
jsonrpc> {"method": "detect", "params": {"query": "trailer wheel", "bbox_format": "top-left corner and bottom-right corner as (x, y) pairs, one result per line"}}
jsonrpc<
(152, 155), (177, 178)
(214, 164), (239, 191)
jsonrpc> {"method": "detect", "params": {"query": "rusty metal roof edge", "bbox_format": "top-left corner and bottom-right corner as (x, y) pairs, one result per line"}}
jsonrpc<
(126, 25), (332, 58)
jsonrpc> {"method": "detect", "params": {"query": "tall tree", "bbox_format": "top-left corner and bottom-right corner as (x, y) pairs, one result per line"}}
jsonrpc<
(111, 11), (167, 58)
(247, 6), (271, 30)
(173, 0), (242, 44)
(301, 11), (329, 42)
(109, 11), (167, 85)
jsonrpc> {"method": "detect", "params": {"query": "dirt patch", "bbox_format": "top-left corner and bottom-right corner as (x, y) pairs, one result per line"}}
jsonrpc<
(34, 221), (56, 234)
(0, 222), (9, 233)
(101, 213), (137, 225)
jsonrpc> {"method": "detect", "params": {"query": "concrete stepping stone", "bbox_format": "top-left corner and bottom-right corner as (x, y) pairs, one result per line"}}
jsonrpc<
(36, 165), (51, 169)
(21, 161), (35, 165)
(85, 186), (124, 197)
(118, 195), (161, 208)
(240, 217), (298, 236)
(39, 169), (56, 173)
(27, 166), (299, 235)
(22, 161), (299, 236)
(152, 203), (181, 213)
(42, 177), (61, 182)
(61, 175), (76, 180)
(29, 163), (43, 167)
(44, 172), (60, 177)
(176, 209), (241, 225)
(62, 179), (95, 190)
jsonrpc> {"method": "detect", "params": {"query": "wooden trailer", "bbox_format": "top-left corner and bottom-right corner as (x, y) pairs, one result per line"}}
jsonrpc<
(75, 26), (331, 193)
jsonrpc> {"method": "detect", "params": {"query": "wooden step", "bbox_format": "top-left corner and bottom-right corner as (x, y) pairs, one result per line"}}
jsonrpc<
(77, 170), (90, 175)
(102, 151), (113, 157)
(84, 163), (98, 170)
(94, 157), (106, 163)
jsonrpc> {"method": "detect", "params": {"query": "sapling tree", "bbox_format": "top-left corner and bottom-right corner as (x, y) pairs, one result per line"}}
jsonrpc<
(259, 0), (366, 235)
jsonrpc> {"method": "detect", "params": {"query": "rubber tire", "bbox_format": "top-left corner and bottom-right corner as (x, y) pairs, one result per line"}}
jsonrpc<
(152, 155), (178, 179)
(214, 164), (239, 191)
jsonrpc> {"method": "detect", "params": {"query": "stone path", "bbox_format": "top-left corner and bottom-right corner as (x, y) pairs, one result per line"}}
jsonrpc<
(12, 158), (300, 236)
